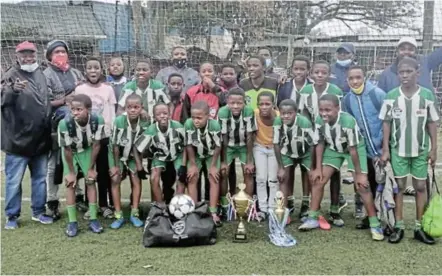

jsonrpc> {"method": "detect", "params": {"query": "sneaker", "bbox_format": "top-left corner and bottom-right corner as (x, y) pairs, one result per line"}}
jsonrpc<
(287, 198), (295, 214)
(5, 217), (18, 230)
(404, 186), (416, 196)
(88, 219), (103, 233)
(83, 210), (90, 220)
(100, 207), (114, 219)
(129, 216), (143, 228)
(110, 217), (125, 229)
(298, 218), (320, 231)
(299, 204), (309, 219)
(328, 212), (345, 227)
(76, 195), (88, 212)
(338, 193), (348, 213)
(370, 227), (384, 241)
(211, 213), (223, 227)
(47, 200), (61, 221)
(65, 222), (78, 237)
(318, 216), (331, 230)
(354, 194), (365, 219)
(257, 211), (267, 222)
(31, 214), (54, 225)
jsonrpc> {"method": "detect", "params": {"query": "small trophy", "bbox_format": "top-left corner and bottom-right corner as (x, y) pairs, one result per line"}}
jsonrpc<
(268, 191), (297, 247)
(232, 183), (251, 243)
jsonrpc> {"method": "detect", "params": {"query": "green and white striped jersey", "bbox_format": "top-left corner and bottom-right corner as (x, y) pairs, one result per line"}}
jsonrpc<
(218, 105), (256, 147)
(298, 83), (343, 121)
(135, 120), (185, 162)
(315, 111), (361, 154)
(184, 118), (222, 158)
(273, 114), (316, 159)
(379, 87), (439, 157)
(58, 114), (106, 153)
(118, 80), (170, 124)
(110, 115), (149, 162)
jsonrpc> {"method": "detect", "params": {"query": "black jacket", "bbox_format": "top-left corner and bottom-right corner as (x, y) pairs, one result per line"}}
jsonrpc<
(1, 64), (52, 157)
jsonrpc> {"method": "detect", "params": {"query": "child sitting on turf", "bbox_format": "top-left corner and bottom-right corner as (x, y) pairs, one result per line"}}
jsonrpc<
(136, 102), (187, 203)
(273, 99), (315, 224)
(254, 91), (279, 220)
(108, 93), (149, 229)
(218, 88), (256, 215)
(118, 59), (170, 123)
(185, 101), (222, 226)
(299, 94), (384, 241)
(58, 94), (107, 237)
(380, 57), (439, 245)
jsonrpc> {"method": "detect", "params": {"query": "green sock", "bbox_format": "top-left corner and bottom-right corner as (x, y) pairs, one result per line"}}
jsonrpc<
(395, 220), (405, 230)
(308, 210), (320, 219)
(415, 220), (422, 230)
(330, 204), (339, 213)
(89, 203), (98, 220)
(302, 196), (309, 205)
(209, 206), (217, 213)
(67, 205), (77, 223)
(220, 196), (229, 208)
(368, 216), (381, 228)
(131, 208), (139, 217)
(114, 211), (123, 219)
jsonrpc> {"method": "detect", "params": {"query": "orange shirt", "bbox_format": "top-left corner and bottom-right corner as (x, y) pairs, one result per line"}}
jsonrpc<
(255, 109), (279, 147)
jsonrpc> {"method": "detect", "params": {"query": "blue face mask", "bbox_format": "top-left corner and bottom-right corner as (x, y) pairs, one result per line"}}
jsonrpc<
(336, 59), (352, 67)
(265, 58), (272, 68)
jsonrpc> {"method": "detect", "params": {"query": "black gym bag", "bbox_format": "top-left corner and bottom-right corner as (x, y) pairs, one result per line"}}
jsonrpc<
(142, 202), (217, 247)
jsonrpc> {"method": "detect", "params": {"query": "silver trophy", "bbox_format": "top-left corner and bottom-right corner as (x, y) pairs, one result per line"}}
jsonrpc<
(268, 191), (296, 247)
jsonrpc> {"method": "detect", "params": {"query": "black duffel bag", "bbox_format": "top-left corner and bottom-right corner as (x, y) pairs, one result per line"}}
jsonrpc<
(142, 202), (217, 247)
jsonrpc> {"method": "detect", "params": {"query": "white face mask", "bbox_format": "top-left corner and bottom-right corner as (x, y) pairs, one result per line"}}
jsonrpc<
(265, 58), (272, 68)
(20, 63), (39, 73)
(336, 59), (352, 67)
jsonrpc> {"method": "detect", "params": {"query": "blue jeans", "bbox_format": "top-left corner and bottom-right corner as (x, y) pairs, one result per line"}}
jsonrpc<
(4, 153), (48, 219)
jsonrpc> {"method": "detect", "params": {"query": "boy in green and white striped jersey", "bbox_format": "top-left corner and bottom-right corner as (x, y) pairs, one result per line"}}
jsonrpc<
(135, 102), (187, 205)
(58, 94), (107, 237)
(379, 57), (439, 245)
(219, 88), (256, 211)
(185, 101), (222, 226)
(299, 94), (384, 241)
(108, 94), (149, 229)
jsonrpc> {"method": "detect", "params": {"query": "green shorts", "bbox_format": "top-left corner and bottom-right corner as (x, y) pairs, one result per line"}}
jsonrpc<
(226, 146), (248, 164)
(322, 143), (368, 174)
(107, 146), (137, 172)
(187, 156), (220, 170)
(391, 147), (428, 180)
(281, 152), (312, 171)
(62, 147), (92, 177)
(152, 154), (183, 172)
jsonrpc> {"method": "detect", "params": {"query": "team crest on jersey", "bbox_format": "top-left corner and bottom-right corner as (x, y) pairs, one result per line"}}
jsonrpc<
(415, 109), (426, 117)
(392, 107), (402, 119)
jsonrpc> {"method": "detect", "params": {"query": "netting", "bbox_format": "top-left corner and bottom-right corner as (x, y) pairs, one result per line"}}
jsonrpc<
(1, 0), (442, 91)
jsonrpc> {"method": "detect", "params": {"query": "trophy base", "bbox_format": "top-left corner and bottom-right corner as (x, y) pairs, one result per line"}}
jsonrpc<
(233, 233), (248, 243)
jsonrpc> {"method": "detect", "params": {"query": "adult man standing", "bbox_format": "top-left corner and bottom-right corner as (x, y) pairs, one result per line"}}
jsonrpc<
(257, 47), (280, 80)
(156, 46), (200, 92)
(43, 40), (86, 220)
(330, 43), (357, 93)
(1, 41), (54, 229)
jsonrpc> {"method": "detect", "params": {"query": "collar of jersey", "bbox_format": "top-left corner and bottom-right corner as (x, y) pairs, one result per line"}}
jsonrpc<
(399, 86), (421, 100)
(313, 82), (330, 95)
(126, 115), (140, 131)
(292, 79), (308, 92)
(328, 112), (341, 129)
(74, 114), (91, 130)
(156, 120), (171, 135)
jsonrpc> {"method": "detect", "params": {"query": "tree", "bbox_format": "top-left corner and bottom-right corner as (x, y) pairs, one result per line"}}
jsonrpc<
(164, 0), (421, 60)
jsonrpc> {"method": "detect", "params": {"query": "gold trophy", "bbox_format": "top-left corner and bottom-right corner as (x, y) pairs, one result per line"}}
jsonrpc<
(274, 191), (285, 224)
(232, 183), (251, 242)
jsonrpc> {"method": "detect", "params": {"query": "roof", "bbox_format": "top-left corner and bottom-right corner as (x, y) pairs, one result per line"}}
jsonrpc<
(1, 2), (106, 41)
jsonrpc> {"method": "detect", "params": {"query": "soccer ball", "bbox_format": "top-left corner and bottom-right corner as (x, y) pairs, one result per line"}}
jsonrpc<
(168, 194), (195, 219)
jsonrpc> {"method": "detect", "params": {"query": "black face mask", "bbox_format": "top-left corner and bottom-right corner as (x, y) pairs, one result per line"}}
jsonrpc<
(173, 59), (187, 69)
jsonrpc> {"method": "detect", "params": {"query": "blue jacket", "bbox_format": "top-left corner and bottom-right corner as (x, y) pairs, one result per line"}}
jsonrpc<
(342, 81), (385, 159)
(330, 62), (356, 93)
(377, 47), (442, 93)
(277, 78), (312, 106)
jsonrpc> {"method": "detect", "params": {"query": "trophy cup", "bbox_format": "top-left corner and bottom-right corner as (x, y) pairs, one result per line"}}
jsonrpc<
(232, 183), (251, 242)
(268, 191), (297, 247)
(274, 191), (286, 224)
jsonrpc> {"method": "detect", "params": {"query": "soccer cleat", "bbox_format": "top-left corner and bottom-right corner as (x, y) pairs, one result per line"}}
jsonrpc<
(388, 228), (404, 244)
(31, 214), (54, 225)
(256, 211), (268, 222)
(318, 216), (331, 230)
(65, 222), (78, 237)
(354, 194), (365, 219)
(83, 210), (90, 220)
(100, 207), (114, 219)
(356, 217), (370, 230)
(328, 212), (345, 227)
(404, 186), (416, 196)
(88, 219), (103, 233)
(299, 204), (309, 219)
(47, 200), (61, 221)
(338, 193), (348, 213)
(370, 227), (384, 241)
(129, 216), (143, 228)
(110, 217), (125, 229)
(211, 213), (223, 228)
(414, 229), (435, 245)
(76, 195), (88, 212)
(5, 218), (18, 230)
(298, 218), (320, 231)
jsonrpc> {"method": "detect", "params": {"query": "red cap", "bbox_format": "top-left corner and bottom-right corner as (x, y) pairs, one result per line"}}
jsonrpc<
(16, 41), (37, 53)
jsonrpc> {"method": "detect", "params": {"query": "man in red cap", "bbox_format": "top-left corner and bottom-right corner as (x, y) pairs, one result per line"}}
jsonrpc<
(1, 41), (54, 229)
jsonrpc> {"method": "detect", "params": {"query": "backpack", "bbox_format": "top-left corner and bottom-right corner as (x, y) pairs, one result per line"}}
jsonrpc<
(422, 169), (442, 238)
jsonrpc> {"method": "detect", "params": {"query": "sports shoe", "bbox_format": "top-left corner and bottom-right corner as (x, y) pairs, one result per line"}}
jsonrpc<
(47, 200), (61, 221)
(370, 227), (384, 241)
(299, 204), (309, 219)
(129, 216), (143, 228)
(110, 217), (125, 229)
(328, 212), (345, 227)
(100, 207), (114, 219)
(76, 195), (88, 212)
(65, 222), (78, 237)
(83, 210), (90, 220)
(404, 186), (416, 196)
(318, 216), (331, 230)
(5, 217), (18, 230)
(89, 219), (103, 233)
(298, 218), (320, 231)
(257, 211), (268, 222)
(354, 194), (365, 219)
(31, 214), (54, 225)
(338, 193), (348, 213)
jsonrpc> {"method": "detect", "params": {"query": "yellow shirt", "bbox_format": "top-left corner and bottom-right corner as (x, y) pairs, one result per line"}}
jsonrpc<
(254, 109), (279, 147)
